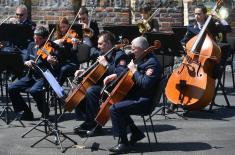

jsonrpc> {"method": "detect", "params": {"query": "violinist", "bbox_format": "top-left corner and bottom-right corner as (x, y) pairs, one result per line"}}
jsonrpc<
(105, 36), (162, 153)
(53, 17), (80, 85)
(73, 31), (127, 135)
(77, 6), (99, 47)
(8, 26), (57, 120)
(168, 4), (231, 113)
(139, 3), (159, 32)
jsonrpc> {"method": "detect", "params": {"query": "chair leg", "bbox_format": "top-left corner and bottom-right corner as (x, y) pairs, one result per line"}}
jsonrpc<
(148, 114), (157, 143)
(223, 68), (226, 88)
(142, 116), (152, 151)
(231, 63), (235, 89)
(27, 93), (31, 111)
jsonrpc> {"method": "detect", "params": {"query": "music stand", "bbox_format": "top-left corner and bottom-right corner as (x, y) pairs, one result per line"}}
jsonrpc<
(171, 26), (187, 41)
(28, 66), (77, 153)
(145, 32), (186, 119)
(48, 24), (83, 38)
(103, 25), (141, 43)
(0, 51), (25, 126)
(0, 23), (33, 49)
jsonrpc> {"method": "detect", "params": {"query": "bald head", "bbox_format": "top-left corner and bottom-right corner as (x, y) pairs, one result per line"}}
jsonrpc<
(131, 36), (149, 50)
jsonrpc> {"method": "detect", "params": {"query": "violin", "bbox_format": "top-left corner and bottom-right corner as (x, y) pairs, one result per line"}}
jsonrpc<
(62, 29), (79, 44)
(36, 42), (54, 59)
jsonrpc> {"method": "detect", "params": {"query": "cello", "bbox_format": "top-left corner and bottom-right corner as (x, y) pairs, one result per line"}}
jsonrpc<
(64, 43), (127, 112)
(95, 40), (161, 126)
(165, 0), (223, 110)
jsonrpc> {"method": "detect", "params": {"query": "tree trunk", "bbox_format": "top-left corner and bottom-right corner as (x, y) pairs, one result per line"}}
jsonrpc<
(23, 0), (32, 20)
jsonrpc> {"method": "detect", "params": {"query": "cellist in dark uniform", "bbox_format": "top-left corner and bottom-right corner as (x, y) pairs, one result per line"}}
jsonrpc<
(105, 36), (162, 153)
(73, 31), (127, 135)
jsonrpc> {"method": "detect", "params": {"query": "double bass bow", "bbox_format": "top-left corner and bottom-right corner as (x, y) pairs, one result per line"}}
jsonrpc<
(165, 0), (223, 110)
(64, 42), (127, 112)
(95, 40), (161, 126)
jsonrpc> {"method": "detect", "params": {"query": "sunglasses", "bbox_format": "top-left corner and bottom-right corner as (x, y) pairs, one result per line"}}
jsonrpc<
(16, 13), (24, 17)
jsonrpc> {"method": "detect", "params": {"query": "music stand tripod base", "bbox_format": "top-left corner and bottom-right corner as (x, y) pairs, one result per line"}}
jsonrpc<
(29, 67), (77, 153)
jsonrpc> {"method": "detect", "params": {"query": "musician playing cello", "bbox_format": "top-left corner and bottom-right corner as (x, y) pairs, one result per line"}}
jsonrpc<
(104, 37), (162, 153)
(168, 4), (231, 113)
(8, 26), (57, 120)
(73, 31), (127, 135)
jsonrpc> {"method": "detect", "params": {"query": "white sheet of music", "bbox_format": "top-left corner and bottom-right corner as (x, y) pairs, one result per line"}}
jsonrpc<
(43, 69), (65, 99)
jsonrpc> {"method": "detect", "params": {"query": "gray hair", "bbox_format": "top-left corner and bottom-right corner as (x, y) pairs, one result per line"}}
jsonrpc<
(131, 36), (149, 50)
(16, 4), (28, 12)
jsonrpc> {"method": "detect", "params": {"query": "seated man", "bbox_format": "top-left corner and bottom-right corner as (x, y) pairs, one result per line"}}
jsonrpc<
(105, 36), (162, 153)
(73, 31), (127, 135)
(8, 26), (57, 120)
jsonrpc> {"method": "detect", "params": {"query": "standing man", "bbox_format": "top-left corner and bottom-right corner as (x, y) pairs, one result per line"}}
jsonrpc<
(168, 4), (231, 113)
(181, 4), (231, 45)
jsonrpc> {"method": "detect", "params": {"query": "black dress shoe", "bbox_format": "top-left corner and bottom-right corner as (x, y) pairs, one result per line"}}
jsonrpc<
(130, 131), (145, 145)
(86, 125), (102, 137)
(109, 143), (129, 153)
(21, 111), (34, 121)
(73, 122), (97, 134)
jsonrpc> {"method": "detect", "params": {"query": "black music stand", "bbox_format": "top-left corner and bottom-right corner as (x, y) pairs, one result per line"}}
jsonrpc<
(0, 23), (33, 49)
(103, 25), (141, 43)
(171, 26), (187, 41)
(28, 66), (77, 153)
(145, 32), (186, 119)
(0, 51), (25, 126)
(49, 24), (83, 38)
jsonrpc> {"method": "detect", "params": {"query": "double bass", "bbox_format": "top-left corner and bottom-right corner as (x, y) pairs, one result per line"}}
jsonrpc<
(95, 40), (161, 126)
(165, 0), (223, 110)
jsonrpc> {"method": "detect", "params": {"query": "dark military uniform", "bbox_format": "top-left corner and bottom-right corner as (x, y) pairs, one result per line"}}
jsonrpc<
(75, 49), (128, 129)
(109, 53), (162, 142)
(8, 42), (54, 118)
(181, 19), (231, 45)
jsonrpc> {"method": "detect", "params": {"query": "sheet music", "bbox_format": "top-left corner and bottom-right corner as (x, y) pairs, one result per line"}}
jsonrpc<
(43, 69), (65, 99)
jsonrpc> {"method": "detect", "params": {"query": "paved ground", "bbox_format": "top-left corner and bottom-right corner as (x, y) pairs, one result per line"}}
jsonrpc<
(0, 72), (235, 155)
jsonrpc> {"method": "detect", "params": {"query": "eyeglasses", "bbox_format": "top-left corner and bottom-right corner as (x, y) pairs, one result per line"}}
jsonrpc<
(16, 13), (24, 17)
